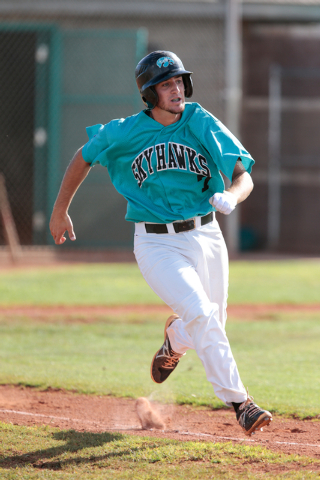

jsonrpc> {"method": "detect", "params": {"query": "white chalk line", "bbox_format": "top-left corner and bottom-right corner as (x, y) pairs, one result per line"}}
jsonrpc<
(176, 430), (320, 448)
(0, 408), (130, 429)
(0, 408), (319, 449)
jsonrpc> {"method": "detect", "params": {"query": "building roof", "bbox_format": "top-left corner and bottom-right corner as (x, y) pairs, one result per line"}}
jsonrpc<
(1, 0), (320, 20)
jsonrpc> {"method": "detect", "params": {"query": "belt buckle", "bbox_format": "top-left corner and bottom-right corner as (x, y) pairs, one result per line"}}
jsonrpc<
(186, 218), (196, 231)
(173, 218), (196, 233)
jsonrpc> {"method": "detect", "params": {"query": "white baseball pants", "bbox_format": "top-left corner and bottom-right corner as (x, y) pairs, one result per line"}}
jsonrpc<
(134, 214), (247, 406)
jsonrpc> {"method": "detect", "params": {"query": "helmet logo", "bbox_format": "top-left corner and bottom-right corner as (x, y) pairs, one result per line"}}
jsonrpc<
(156, 56), (175, 68)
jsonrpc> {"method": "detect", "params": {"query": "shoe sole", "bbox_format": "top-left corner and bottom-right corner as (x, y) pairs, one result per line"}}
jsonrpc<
(150, 314), (180, 384)
(243, 412), (273, 436)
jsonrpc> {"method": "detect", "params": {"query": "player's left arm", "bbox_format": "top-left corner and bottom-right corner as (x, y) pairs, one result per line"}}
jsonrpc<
(209, 159), (254, 215)
(227, 159), (254, 204)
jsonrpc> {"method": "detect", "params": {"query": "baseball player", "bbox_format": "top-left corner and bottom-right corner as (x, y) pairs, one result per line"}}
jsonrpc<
(49, 50), (272, 436)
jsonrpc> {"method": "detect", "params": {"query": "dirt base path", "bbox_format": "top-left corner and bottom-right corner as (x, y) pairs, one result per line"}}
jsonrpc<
(0, 385), (319, 461)
(1, 303), (320, 322)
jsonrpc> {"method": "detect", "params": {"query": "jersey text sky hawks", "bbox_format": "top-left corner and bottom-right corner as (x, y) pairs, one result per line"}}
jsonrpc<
(131, 142), (211, 191)
(82, 103), (254, 224)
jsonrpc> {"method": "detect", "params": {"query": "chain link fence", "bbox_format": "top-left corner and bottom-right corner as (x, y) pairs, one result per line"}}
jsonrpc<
(0, 2), (226, 249)
(0, 29), (36, 245)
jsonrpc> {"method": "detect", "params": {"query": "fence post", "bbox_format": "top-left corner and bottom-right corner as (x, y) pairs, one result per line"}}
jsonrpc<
(268, 64), (282, 250)
(225, 0), (242, 255)
(0, 173), (22, 263)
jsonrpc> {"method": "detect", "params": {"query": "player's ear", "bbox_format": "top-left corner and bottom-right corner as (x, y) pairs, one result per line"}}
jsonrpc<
(141, 86), (158, 109)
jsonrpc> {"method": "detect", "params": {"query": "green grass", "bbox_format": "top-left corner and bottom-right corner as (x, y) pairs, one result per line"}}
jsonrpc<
(0, 312), (319, 418)
(229, 259), (320, 304)
(0, 422), (318, 479)
(1, 259), (320, 306)
(0, 264), (160, 306)
(1, 257), (320, 478)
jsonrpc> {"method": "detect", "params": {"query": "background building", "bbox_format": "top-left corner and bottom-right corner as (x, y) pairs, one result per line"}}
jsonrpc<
(1, 0), (320, 253)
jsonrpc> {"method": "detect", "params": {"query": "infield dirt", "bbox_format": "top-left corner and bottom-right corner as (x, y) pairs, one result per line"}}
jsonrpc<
(0, 384), (320, 462)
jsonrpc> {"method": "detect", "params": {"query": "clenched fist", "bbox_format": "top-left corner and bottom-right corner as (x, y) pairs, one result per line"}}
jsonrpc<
(209, 191), (237, 215)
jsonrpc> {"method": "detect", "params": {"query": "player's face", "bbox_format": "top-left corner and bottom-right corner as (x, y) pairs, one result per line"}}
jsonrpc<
(154, 76), (185, 114)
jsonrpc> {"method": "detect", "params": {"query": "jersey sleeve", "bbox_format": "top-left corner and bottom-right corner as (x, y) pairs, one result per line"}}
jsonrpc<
(188, 106), (255, 183)
(81, 123), (109, 166)
(209, 118), (254, 181)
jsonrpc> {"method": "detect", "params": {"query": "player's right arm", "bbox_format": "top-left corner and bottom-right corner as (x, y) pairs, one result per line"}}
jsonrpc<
(49, 147), (91, 245)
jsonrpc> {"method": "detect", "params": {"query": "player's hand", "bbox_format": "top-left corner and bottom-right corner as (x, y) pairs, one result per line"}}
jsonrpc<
(209, 191), (237, 215)
(49, 211), (76, 245)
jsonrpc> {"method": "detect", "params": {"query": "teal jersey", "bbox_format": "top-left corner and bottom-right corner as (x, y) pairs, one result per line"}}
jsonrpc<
(82, 102), (254, 223)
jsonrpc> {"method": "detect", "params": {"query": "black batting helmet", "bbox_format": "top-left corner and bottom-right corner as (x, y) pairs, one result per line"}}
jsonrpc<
(135, 50), (193, 109)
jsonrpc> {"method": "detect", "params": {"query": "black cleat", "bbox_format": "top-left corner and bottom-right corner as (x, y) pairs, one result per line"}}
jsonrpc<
(150, 314), (184, 384)
(237, 392), (272, 436)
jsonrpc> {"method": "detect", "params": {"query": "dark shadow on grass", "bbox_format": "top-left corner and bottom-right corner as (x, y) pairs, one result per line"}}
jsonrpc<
(0, 430), (153, 470)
